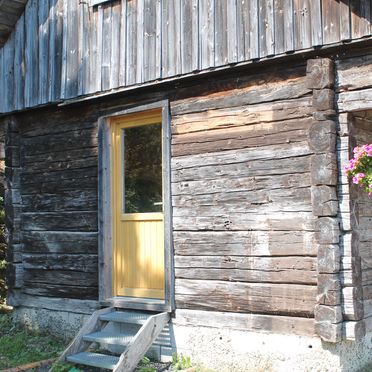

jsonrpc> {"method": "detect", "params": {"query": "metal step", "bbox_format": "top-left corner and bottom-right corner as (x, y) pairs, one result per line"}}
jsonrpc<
(83, 330), (136, 346)
(100, 310), (153, 325)
(66, 351), (119, 370)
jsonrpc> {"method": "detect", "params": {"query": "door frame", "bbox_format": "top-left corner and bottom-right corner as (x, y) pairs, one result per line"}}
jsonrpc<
(97, 100), (174, 312)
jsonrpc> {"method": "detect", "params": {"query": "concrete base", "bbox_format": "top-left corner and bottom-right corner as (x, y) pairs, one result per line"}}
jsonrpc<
(12, 306), (372, 371)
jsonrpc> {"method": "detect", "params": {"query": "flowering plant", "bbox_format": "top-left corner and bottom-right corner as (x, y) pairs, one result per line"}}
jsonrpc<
(345, 144), (372, 195)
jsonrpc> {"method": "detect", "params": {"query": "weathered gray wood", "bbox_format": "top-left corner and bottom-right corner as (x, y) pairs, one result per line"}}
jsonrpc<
(174, 230), (317, 257)
(318, 244), (341, 274)
(113, 313), (170, 372)
(8, 290), (99, 314)
(311, 186), (338, 216)
(176, 279), (316, 316)
(109, 2), (120, 89)
(249, 0), (259, 58)
(38, 0), (49, 104)
(339, 0), (351, 41)
(351, 0), (371, 39)
(13, 13), (25, 110)
(315, 322), (342, 343)
(58, 307), (113, 364)
(174, 309), (315, 336)
(322, 0), (341, 44)
(101, 4), (112, 91)
(181, 0), (199, 73)
(136, 0), (144, 84)
(293, 0), (311, 50)
(310, 0), (322, 46)
(236, 0), (249, 60)
(198, 0), (214, 69)
(214, 0), (228, 66)
(3, 26), (15, 112)
(317, 274), (341, 306)
(259, 0), (275, 57)
(126, 0), (137, 85)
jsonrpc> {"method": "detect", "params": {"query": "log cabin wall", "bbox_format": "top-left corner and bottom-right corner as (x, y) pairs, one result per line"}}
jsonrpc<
(3, 58), (323, 335)
(0, 0), (371, 114)
(336, 47), (372, 340)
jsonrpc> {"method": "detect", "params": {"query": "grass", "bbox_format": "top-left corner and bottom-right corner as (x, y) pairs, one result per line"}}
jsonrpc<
(0, 312), (66, 370)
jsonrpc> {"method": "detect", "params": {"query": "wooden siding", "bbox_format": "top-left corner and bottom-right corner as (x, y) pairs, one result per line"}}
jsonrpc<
(4, 61), (319, 321)
(0, 0), (27, 47)
(0, 0), (372, 114)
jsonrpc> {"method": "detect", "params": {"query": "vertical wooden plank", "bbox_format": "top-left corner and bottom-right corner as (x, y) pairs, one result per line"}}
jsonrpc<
(350, 0), (371, 38)
(0, 48), (4, 113)
(283, 0), (294, 52)
(60, 0), (67, 99)
(101, 3), (112, 91)
(118, 0), (127, 87)
(338, 0), (350, 41)
(88, 5), (98, 93)
(237, 0), (250, 61)
(48, 0), (57, 101)
(53, 0), (64, 100)
(249, 0), (259, 58)
(136, 0), (144, 83)
(25, 0), (39, 107)
(65, 0), (79, 98)
(293, 0), (311, 50)
(215, 0), (228, 66)
(199, 0), (215, 69)
(274, 0), (285, 55)
(38, 0), (50, 104)
(310, 0), (322, 46)
(144, 0), (156, 80)
(322, 0), (341, 44)
(78, 1), (89, 95)
(126, 0), (137, 85)
(162, 0), (181, 77)
(181, 0), (199, 73)
(227, 0), (238, 63)
(14, 14), (25, 110)
(110, 2), (121, 89)
(259, 0), (275, 57)
(155, 0), (161, 79)
(4, 32), (15, 112)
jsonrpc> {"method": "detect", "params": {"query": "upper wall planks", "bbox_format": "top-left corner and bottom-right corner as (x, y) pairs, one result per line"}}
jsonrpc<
(0, 0), (371, 114)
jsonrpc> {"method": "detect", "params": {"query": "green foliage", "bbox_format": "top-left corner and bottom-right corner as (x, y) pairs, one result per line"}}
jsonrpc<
(137, 356), (156, 372)
(50, 361), (83, 372)
(172, 353), (192, 371)
(0, 313), (66, 369)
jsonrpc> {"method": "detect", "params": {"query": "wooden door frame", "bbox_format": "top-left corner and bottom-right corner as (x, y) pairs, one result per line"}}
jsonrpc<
(97, 100), (174, 312)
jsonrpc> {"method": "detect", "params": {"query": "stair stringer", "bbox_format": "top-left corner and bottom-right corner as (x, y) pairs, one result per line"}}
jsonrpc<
(55, 307), (114, 366)
(113, 312), (170, 372)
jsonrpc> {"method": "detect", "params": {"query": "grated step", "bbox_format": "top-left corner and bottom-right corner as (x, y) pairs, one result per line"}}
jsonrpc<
(100, 310), (153, 325)
(67, 351), (119, 370)
(83, 330), (136, 346)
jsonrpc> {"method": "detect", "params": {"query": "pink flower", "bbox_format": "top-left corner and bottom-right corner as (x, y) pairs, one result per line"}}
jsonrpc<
(357, 173), (365, 178)
(353, 176), (360, 184)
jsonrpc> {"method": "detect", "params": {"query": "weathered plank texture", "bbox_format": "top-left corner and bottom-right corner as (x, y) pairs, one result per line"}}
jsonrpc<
(0, 0), (371, 113)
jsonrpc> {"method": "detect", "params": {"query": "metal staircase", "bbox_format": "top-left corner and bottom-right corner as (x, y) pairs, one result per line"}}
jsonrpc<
(54, 307), (170, 372)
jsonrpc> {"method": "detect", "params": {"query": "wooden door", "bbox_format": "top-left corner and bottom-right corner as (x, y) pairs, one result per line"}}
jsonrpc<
(111, 110), (164, 299)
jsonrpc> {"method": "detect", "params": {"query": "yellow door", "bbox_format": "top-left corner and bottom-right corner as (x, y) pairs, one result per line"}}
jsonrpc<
(111, 110), (164, 299)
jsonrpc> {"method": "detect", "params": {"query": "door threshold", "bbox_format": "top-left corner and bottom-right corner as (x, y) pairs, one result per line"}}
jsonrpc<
(100, 296), (171, 312)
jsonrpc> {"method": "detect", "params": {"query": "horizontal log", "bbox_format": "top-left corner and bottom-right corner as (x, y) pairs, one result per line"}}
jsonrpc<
(172, 141), (311, 170)
(22, 128), (98, 155)
(23, 254), (98, 272)
(8, 290), (100, 314)
(21, 170), (98, 193)
(22, 231), (98, 254)
(22, 190), (97, 212)
(175, 256), (316, 284)
(171, 75), (311, 116)
(171, 102), (313, 135)
(172, 187), (312, 213)
(337, 88), (372, 112)
(173, 231), (317, 257)
(22, 155), (98, 174)
(175, 279), (316, 316)
(172, 155), (311, 182)
(173, 309), (315, 336)
(172, 173), (311, 196)
(22, 283), (98, 300)
(175, 268), (316, 285)
(172, 127), (308, 157)
(173, 212), (316, 232)
(336, 54), (372, 92)
(23, 269), (98, 286)
(22, 212), (97, 232)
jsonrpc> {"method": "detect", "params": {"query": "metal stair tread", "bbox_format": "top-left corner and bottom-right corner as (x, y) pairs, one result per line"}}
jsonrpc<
(100, 310), (153, 324)
(83, 330), (136, 346)
(66, 351), (119, 370)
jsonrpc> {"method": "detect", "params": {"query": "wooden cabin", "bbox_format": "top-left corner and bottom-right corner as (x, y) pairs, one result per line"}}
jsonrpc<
(1, 0), (372, 370)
